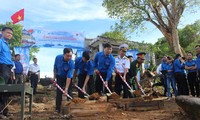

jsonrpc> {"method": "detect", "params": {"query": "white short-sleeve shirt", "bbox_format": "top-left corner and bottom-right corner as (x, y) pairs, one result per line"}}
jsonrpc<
(115, 56), (130, 73)
(29, 63), (40, 75)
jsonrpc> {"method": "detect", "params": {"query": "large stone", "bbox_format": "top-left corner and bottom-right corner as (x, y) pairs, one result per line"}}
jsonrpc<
(175, 95), (200, 120)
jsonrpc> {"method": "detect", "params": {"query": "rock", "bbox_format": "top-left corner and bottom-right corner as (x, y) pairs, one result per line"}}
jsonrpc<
(175, 95), (200, 120)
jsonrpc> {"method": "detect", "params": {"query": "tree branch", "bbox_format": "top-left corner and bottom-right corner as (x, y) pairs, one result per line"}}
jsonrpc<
(159, 0), (172, 19)
(149, 2), (169, 31)
(176, 1), (186, 24)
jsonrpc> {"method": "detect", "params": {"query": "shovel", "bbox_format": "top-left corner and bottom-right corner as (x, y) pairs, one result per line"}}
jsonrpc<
(137, 82), (153, 100)
(117, 73), (142, 96)
(97, 73), (120, 99)
(51, 80), (73, 100)
(73, 83), (90, 98)
(138, 84), (146, 96)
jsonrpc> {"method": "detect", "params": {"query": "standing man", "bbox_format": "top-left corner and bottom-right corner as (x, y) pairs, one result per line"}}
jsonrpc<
(0, 27), (13, 117)
(53, 48), (74, 113)
(127, 55), (133, 63)
(114, 44), (130, 98)
(129, 52), (146, 91)
(14, 54), (23, 84)
(174, 54), (189, 95)
(94, 43), (115, 95)
(29, 58), (40, 95)
(161, 56), (168, 96)
(73, 51), (94, 98)
(196, 45), (200, 96)
(185, 52), (199, 97)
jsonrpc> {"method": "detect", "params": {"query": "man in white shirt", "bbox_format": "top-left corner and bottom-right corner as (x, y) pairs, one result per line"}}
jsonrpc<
(114, 44), (130, 98)
(29, 58), (40, 94)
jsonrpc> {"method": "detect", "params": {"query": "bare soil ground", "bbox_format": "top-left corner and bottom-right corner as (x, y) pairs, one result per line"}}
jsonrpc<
(6, 85), (188, 120)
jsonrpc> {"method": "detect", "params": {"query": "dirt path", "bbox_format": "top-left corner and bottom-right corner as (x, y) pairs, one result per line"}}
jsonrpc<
(6, 86), (188, 120)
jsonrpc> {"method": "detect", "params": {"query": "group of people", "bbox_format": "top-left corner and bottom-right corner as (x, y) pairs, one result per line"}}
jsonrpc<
(1, 26), (200, 117)
(0, 27), (40, 117)
(156, 47), (200, 100)
(6, 49), (40, 95)
(53, 43), (146, 113)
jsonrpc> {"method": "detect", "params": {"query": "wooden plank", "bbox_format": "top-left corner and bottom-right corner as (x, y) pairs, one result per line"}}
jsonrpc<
(108, 97), (144, 103)
(69, 102), (111, 116)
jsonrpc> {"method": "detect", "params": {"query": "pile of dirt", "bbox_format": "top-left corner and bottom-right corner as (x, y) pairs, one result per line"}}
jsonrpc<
(107, 92), (120, 99)
(132, 90), (142, 96)
(89, 92), (100, 100)
(5, 84), (190, 120)
(71, 98), (87, 104)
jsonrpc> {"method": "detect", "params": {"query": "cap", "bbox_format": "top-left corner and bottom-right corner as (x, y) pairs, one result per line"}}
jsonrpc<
(136, 52), (146, 59)
(119, 44), (128, 51)
(127, 55), (133, 58)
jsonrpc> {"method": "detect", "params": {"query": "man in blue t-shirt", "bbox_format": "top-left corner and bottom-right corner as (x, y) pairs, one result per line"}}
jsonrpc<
(73, 51), (94, 98)
(174, 54), (189, 95)
(14, 54), (23, 84)
(0, 27), (13, 117)
(161, 56), (168, 96)
(94, 43), (115, 95)
(195, 45), (200, 96)
(185, 52), (199, 97)
(53, 48), (74, 113)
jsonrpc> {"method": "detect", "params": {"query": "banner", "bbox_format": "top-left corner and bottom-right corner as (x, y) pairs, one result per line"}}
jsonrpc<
(76, 50), (84, 58)
(126, 49), (138, 60)
(14, 47), (30, 75)
(22, 29), (85, 49)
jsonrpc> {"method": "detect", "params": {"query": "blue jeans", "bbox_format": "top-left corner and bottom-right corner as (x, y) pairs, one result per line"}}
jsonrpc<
(167, 75), (178, 97)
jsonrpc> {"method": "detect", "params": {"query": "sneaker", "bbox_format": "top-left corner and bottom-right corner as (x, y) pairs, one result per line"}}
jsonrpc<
(167, 97), (171, 101)
(54, 110), (60, 114)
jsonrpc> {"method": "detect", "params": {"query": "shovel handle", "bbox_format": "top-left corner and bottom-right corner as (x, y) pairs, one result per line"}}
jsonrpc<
(118, 73), (134, 91)
(136, 82), (146, 96)
(51, 80), (73, 99)
(98, 73), (112, 94)
(74, 83), (90, 97)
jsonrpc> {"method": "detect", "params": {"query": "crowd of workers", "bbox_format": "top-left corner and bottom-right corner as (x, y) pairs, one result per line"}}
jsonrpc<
(0, 26), (200, 117)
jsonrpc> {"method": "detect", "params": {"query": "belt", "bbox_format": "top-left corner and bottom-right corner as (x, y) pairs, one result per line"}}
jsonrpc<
(31, 73), (38, 76)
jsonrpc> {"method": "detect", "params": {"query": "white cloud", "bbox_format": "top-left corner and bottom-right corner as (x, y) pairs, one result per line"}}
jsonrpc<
(0, 0), (109, 22)
(1, 0), (109, 22)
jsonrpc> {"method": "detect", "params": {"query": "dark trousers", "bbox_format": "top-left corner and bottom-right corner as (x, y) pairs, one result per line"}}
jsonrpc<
(15, 74), (23, 84)
(55, 75), (72, 113)
(77, 74), (94, 98)
(0, 64), (12, 116)
(174, 72), (189, 95)
(95, 73), (112, 95)
(188, 72), (199, 97)
(87, 75), (95, 95)
(114, 74), (131, 98)
(0, 64), (12, 84)
(30, 74), (38, 94)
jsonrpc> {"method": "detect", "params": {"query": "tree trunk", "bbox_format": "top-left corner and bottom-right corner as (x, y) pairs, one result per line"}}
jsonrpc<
(172, 27), (183, 55)
(157, 26), (184, 56)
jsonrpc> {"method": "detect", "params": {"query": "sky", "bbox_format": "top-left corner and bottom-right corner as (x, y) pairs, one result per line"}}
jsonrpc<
(0, 0), (200, 78)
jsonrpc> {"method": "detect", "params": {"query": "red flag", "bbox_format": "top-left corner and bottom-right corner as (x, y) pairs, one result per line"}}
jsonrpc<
(11, 9), (24, 24)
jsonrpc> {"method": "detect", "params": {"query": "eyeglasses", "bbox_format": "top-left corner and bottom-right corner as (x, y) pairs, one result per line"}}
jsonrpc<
(122, 50), (127, 53)
(66, 55), (72, 57)
(141, 59), (145, 60)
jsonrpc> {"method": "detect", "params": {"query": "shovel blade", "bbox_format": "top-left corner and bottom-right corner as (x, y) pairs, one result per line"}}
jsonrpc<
(143, 95), (153, 101)
(107, 92), (120, 99)
(132, 90), (142, 96)
(106, 93), (112, 96)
